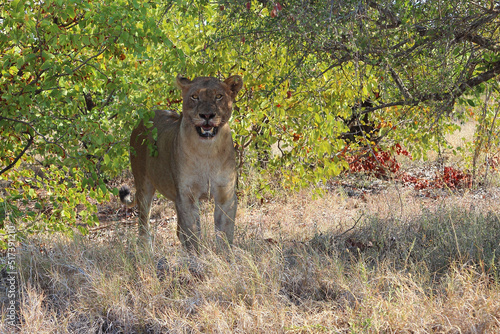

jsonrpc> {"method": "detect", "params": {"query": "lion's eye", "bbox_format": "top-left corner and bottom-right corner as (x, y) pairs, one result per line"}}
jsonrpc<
(191, 95), (199, 101)
(215, 94), (223, 100)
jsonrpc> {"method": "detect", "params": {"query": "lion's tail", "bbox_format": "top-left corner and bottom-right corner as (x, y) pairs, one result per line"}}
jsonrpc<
(119, 185), (136, 208)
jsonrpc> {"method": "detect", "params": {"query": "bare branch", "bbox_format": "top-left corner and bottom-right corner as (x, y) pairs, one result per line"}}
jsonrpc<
(360, 59), (500, 115)
(387, 66), (413, 100)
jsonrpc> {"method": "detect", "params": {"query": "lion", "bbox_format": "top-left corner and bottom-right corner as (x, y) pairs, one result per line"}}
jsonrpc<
(119, 74), (243, 252)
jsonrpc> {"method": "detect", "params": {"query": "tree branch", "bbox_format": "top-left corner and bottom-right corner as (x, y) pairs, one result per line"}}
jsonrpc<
(0, 116), (69, 160)
(0, 132), (33, 176)
(368, 1), (402, 28)
(361, 59), (500, 114)
(388, 66), (413, 100)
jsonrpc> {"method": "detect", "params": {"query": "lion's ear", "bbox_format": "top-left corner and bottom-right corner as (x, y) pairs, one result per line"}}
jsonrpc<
(176, 74), (192, 91)
(224, 75), (243, 98)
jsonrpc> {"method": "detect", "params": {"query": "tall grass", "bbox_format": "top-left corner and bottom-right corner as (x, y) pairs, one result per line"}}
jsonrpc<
(2, 187), (500, 333)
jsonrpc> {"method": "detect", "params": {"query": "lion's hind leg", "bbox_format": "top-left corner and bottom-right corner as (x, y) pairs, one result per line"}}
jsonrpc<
(135, 178), (156, 249)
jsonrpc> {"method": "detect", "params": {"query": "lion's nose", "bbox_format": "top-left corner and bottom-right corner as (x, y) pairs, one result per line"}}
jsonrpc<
(199, 113), (215, 120)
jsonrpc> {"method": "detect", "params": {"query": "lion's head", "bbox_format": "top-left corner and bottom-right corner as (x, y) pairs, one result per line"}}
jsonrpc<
(176, 75), (243, 139)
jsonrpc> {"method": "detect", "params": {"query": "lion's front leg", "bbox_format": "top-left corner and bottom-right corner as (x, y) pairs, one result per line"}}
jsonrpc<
(214, 185), (237, 249)
(175, 195), (201, 252)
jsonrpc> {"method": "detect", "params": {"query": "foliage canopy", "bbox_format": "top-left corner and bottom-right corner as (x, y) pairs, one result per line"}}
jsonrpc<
(1, 0), (499, 243)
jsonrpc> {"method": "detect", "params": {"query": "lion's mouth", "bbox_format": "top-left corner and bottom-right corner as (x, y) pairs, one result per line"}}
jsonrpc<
(196, 125), (218, 138)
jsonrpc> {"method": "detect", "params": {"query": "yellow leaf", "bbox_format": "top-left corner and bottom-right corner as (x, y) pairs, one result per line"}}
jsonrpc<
(8, 66), (18, 76)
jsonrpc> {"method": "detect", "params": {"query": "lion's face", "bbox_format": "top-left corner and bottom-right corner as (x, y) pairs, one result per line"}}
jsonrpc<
(177, 75), (243, 140)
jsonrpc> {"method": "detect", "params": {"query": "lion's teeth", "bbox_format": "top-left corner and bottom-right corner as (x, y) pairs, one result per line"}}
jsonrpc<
(196, 126), (217, 138)
(202, 128), (213, 134)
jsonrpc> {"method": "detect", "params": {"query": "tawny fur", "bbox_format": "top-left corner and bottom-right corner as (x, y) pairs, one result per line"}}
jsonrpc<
(120, 74), (243, 251)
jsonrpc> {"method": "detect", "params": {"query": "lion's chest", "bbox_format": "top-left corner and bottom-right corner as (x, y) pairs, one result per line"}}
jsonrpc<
(156, 128), (236, 202)
(176, 159), (232, 200)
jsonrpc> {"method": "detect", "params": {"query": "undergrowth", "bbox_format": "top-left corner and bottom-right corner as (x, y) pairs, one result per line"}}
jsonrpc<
(2, 192), (500, 333)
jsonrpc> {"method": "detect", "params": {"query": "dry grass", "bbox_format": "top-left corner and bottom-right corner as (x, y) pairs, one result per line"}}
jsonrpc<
(2, 182), (500, 333)
(445, 121), (477, 152)
(2, 119), (500, 333)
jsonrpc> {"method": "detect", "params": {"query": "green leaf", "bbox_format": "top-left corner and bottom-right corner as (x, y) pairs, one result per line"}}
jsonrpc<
(103, 154), (110, 165)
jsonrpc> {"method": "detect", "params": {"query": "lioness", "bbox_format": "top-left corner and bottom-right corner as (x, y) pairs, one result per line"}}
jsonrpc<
(120, 74), (243, 251)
